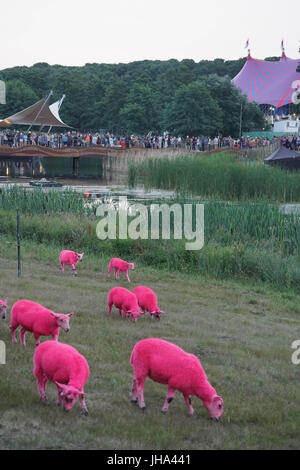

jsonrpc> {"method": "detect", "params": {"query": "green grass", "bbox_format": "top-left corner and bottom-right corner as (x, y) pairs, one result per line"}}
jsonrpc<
(0, 240), (299, 449)
(128, 153), (300, 202)
(0, 185), (93, 216)
(1, 206), (300, 291)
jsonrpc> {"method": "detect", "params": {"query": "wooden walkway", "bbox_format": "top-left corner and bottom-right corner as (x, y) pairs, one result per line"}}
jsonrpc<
(0, 145), (125, 159)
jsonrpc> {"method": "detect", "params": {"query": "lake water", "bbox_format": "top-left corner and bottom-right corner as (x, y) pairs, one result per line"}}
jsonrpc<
(1, 176), (300, 216)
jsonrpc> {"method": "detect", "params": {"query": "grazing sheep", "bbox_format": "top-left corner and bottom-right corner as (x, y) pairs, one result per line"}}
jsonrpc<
(10, 300), (73, 347)
(0, 297), (8, 319)
(59, 250), (84, 276)
(108, 258), (136, 282)
(108, 287), (143, 322)
(130, 338), (223, 420)
(133, 286), (164, 319)
(33, 340), (89, 415)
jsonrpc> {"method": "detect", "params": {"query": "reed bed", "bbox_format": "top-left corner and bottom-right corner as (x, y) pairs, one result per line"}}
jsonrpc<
(0, 185), (93, 216)
(1, 187), (300, 255)
(128, 153), (300, 202)
(1, 196), (300, 290)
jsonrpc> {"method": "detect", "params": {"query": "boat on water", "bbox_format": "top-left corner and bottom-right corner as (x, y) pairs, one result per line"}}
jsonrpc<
(29, 178), (63, 188)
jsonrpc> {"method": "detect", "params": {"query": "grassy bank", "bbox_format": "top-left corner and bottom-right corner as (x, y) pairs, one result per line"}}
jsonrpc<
(0, 240), (299, 450)
(0, 205), (300, 292)
(128, 153), (300, 202)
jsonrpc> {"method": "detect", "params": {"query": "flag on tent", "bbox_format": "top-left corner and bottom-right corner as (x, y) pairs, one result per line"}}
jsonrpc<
(281, 40), (284, 51)
(244, 39), (249, 49)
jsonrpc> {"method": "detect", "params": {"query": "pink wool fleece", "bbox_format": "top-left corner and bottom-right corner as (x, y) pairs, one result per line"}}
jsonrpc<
(108, 258), (136, 282)
(59, 250), (84, 275)
(133, 286), (164, 319)
(107, 287), (142, 322)
(130, 338), (223, 419)
(34, 340), (89, 415)
(10, 300), (73, 347)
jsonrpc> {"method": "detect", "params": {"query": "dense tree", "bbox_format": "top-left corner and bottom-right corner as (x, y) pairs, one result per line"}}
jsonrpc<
(0, 79), (39, 117)
(200, 75), (265, 136)
(0, 57), (267, 135)
(164, 81), (223, 136)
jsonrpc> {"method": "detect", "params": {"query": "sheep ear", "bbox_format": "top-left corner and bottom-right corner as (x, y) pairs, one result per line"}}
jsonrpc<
(55, 381), (67, 391)
(68, 312), (74, 317)
(212, 395), (223, 404)
(50, 312), (59, 318)
(79, 392), (85, 397)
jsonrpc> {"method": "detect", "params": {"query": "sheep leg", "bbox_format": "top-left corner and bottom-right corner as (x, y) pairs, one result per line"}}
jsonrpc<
(56, 386), (63, 407)
(72, 264), (78, 276)
(108, 302), (113, 316)
(34, 333), (41, 348)
(162, 386), (176, 413)
(123, 308), (130, 319)
(20, 327), (27, 347)
(183, 394), (194, 416)
(37, 374), (48, 403)
(9, 324), (18, 344)
(131, 378), (138, 403)
(125, 270), (130, 282)
(80, 395), (88, 416)
(137, 376), (146, 409)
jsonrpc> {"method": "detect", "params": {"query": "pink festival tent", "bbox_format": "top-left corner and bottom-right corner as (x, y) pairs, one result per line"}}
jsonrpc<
(232, 52), (300, 109)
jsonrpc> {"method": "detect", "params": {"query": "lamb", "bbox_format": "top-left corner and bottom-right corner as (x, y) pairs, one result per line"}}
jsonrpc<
(10, 300), (74, 347)
(33, 340), (89, 415)
(133, 286), (164, 319)
(108, 287), (143, 322)
(130, 338), (224, 420)
(108, 258), (136, 282)
(0, 297), (8, 319)
(59, 250), (84, 276)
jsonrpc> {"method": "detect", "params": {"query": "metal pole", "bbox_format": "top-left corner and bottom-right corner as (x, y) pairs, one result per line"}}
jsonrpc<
(17, 210), (21, 278)
(239, 103), (243, 138)
(27, 90), (53, 132)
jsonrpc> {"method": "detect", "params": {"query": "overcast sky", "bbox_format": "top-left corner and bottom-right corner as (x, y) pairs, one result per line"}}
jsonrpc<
(1, 0), (299, 70)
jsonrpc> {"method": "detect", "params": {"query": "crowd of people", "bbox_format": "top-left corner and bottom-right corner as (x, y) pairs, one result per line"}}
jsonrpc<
(280, 135), (300, 151)
(0, 130), (299, 151)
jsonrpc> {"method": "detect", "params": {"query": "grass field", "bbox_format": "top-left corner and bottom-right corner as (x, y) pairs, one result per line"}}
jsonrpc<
(0, 239), (299, 450)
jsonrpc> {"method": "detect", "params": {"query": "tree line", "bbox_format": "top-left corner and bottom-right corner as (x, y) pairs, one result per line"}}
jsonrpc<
(0, 57), (275, 136)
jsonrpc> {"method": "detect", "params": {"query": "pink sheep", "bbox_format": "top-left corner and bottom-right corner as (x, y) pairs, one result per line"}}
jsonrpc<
(0, 297), (8, 319)
(108, 258), (136, 282)
(133, 287), (164, 319)
(108, 287), (143, 322)
(10, 300), (74, 347)
(59, 250), (84, 276)
(33, 340), (89, 415)
(130, 338), (224, 420)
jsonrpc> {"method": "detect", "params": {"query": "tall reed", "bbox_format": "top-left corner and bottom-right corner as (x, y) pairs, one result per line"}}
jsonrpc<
(128, 153), (300, 202)
(0, 185), (94, 216)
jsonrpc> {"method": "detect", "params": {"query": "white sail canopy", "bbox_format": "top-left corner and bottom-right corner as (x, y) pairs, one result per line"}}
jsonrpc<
(0, 93), (70, 128)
